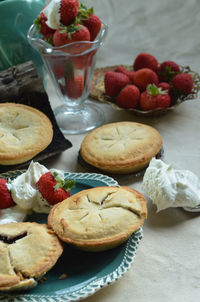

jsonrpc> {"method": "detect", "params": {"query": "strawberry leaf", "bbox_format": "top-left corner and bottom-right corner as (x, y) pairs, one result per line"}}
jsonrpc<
(52, 172), (75, 192)
(161, 66), (180, 82)
(59, 26), (68, 34)
(76, 3), (94, 24)
(54, 183), (61, 191)
(63, 179), (76, 192)
(43, 35), (54, 45)
(34, 16), (42, 32)
(52, 171), (58, 178)
(147, 84), (168, 96)
(59, 24), (82, 40)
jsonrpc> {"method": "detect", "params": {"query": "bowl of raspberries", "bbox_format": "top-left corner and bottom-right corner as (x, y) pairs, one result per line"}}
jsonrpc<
(90, 53), (200, 116)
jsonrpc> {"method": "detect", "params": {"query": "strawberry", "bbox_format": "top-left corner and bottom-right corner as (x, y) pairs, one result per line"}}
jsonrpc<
(104, 71), (130, 97)
(133, 68), (159, 91)
(116, 85), (140, 109)
(114, 66), (135, 82)
(133, 53), (159, 72)
(158, 82), (175, 104)
(0, 179), (15, 209)
(158, 82), (171, 92)
(172, 73), (194, 95)
(65, 75), (84, 98)
(53, 64), (65, 78)
(72, 52), (94, 69)
(140, 84), (171, 110)
(83, 14), (101, 41)
(53, 24), (90, 46)
(60, 0), (79, 26)
(158, 60), (180, 82)
(36, 172), (75, 205)
(34, 11), (55, 41)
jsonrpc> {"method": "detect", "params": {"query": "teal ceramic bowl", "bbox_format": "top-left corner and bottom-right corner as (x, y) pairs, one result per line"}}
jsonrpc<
(0, 0), (44, 72)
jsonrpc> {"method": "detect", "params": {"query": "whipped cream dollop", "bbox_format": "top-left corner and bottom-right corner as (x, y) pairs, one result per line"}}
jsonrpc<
(0, 161), (65, 224)
(0, 206), (29, 225)
(8, 161), (65, 215)
(43, 0), (61, 30)
(142, 158), (200, 212)
(8, 161), (49, 211)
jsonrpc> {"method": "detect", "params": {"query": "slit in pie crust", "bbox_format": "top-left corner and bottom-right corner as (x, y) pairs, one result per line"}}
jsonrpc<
(0, 222), (63, 291)
(0, 103), (53, 165)
(48, 186), (147, 252)
(80, 121), (162, 174)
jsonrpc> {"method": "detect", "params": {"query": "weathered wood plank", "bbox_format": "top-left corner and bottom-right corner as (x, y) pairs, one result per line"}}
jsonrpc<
(0, 61), (44, 100)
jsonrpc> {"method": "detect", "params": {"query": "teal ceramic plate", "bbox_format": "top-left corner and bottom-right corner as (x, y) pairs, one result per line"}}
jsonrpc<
(0, 170), (143, 302)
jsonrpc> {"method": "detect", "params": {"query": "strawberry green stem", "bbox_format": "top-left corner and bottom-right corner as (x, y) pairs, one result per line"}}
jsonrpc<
(147, 84), (168, 96)
(52, 172), (76, 192)
(75, 3), (94, 24)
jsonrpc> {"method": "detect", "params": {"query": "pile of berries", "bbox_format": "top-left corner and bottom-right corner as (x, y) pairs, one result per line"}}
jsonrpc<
(34, 0), (102, 46)
(104, 53), (194, 111)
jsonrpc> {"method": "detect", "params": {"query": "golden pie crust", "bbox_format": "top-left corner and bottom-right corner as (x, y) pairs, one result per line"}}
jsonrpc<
(80, 121), (162, 174)
(48, 186), (147, 252)
(0, 222), (63, 291)
(0, 103), (53, 165)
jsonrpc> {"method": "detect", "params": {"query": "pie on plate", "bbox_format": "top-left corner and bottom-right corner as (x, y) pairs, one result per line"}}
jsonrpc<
(0, 222), (63, 291)
(0, 171), (143, 301)
(48, 186), (147, 252)
(0, 103), (53, 165)
(80, 121), (162, 174)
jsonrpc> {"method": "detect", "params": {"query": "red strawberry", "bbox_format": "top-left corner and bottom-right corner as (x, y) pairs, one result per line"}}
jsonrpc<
(157, 82), (176, 104)
(116, 85), (140, 109)
(140, 84), (171, 110)
(60, 0), (79, 26)
(83, 14), (101, 41)
(104, 71), (130, 97)
(133, 68), (159, 91)
(0, 179), (15, 209)
(114, 66), (135, 82)
(158, 82), (171, 92)
(158, 60), (180, 82)
(34, 11), (55, 41)
(133, 53), (159, 72)
(172, 73), (194, 95)
(65, 75), (84, 98)
(72, 52), (94, 69)
(53, 64), (65, 78)
(36, 172), (75, 205)
(53, 24), (90, 47)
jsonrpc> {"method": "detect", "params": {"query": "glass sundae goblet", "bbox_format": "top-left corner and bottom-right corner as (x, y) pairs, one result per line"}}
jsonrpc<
(27, 22), (108, 134)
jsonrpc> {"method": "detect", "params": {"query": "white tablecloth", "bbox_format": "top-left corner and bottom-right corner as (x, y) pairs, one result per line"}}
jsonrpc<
(44, 0), (200, 301)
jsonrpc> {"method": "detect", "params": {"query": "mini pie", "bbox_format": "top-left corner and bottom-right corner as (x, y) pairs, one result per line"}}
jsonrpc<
(0, 222), (63, 291)
(0, 103), (53, 165)
(48, 186), (147, 252)
(80, 121), (162, 174)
